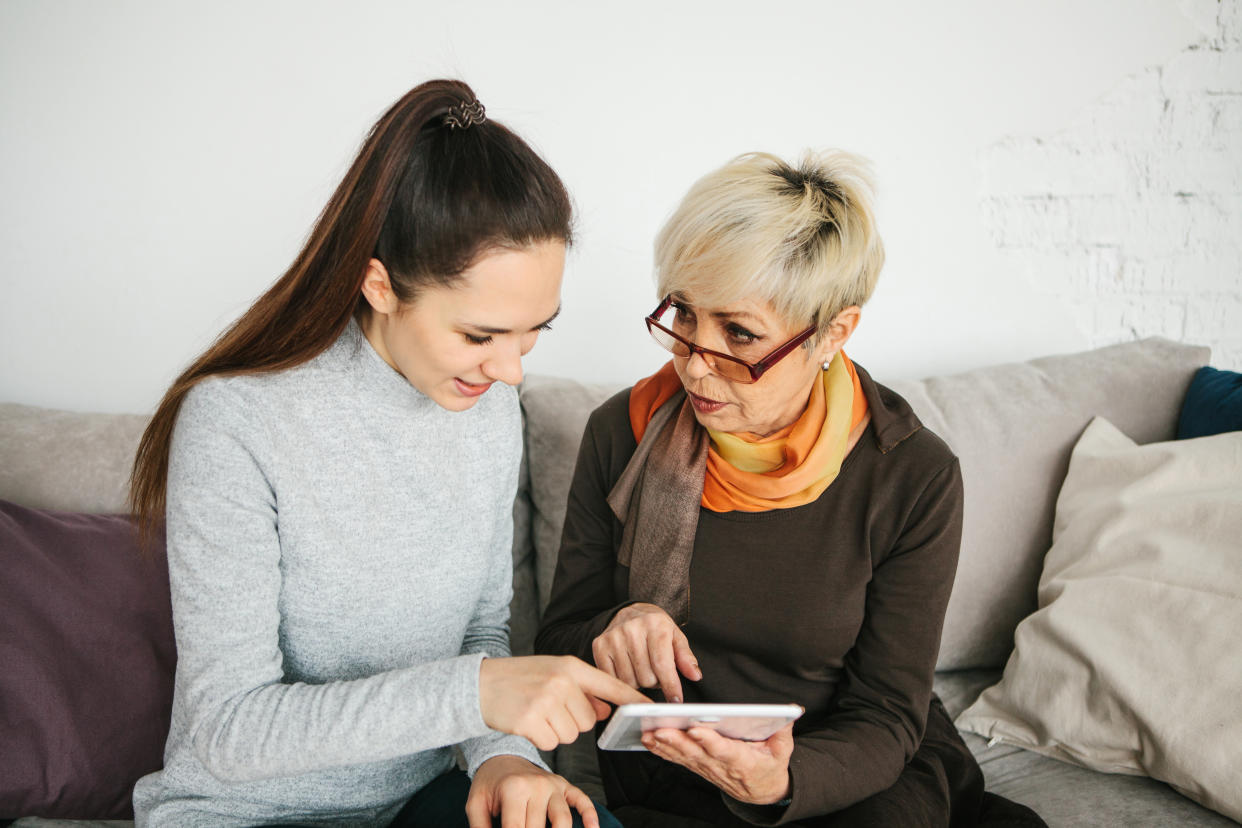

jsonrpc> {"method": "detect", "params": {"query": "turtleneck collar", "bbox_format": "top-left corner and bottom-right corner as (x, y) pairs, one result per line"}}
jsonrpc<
(318, 316), (437, 412)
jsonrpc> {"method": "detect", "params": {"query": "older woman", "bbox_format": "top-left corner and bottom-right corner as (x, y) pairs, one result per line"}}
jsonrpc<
(535, 151), (1045, 827)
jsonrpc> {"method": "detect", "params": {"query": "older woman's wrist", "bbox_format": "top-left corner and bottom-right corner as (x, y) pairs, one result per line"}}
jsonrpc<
(768, 772), (793, 806)
(740, 770), (792, 806)
(721, 775), (794, 827)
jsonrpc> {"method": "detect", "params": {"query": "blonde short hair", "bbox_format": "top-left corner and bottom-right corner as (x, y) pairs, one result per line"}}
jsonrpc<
(654, 149), (884, 336)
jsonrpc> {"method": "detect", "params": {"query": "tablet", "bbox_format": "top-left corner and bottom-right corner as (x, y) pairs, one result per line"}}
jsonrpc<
(597, 702), (803, 751)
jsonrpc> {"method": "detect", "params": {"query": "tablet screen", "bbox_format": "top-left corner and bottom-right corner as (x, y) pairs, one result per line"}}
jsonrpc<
(597, 702), (803, 751)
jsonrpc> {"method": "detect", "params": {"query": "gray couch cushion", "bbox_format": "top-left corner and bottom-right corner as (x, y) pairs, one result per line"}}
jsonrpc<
(930, 670), (1002, 720)
(519, 375), (622, 614)
(887, 337), (1208, 669)
(0, 403), (149, 514)
(964, 732), (1239, 827)
(939, 673), (1234, 827)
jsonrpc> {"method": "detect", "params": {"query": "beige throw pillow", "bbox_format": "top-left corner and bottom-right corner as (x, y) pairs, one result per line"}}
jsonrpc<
(956, 417), (1242, 822)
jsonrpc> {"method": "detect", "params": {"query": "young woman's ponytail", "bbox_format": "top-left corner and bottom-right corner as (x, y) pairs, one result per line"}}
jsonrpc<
(129, 79), (572, 544)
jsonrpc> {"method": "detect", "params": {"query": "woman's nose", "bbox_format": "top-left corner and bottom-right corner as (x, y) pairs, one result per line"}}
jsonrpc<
(483, 341), (524, 386)
(683, 348), (714, 379)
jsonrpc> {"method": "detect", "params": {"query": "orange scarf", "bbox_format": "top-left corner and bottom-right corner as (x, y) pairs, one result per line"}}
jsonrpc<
(628, 354), (868, 512)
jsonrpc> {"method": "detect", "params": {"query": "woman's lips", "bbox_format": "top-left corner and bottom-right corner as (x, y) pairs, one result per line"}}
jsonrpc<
(454, 377), (493, 397)
(687, 390), (727, 414)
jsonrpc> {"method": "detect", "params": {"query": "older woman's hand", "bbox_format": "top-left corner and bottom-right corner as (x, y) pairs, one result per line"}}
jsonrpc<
(640, 722), (795, 805)
(593, 602), (702, 703)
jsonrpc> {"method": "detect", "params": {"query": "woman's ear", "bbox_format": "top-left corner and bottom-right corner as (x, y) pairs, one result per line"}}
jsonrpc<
(359, 259), (400, 315)
(814, 306), (862, 365)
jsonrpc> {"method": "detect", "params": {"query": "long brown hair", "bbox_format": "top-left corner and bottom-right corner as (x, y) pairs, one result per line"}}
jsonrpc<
(129, 79), (572, 542)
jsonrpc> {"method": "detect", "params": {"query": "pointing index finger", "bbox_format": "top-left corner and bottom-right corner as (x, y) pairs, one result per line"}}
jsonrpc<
(673, 631), (702, 682)
(576, 663), (650, 706)
(648, 631), (685, 703)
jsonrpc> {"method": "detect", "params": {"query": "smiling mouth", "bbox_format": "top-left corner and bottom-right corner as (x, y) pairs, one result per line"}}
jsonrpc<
(454, 378), (493, 397)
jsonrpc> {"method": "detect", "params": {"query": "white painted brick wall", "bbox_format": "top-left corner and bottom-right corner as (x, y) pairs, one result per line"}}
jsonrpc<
(982, 0), (1242, 370)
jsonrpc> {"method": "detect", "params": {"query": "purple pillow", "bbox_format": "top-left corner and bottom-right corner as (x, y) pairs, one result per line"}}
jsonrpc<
(0, 500), (174, 820)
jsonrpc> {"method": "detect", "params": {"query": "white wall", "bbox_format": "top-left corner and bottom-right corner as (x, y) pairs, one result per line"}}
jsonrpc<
(982, 0), (1242, 368)
(0, 0), (1229, 414)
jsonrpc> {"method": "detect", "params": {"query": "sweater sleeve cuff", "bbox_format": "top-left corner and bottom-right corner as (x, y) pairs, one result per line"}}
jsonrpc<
(458, 653), (549, 776)
(460, 731), (549, 777)
(457, 650), (492, 737)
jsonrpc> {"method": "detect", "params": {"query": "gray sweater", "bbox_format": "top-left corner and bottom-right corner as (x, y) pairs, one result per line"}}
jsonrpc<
(132, 320), (542, 827)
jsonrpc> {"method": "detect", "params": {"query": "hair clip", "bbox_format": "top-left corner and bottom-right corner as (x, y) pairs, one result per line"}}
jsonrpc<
(444, 99), (486, 129)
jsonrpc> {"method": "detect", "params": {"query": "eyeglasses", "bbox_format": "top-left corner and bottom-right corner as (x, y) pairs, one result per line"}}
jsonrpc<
(645, 296), (817, 384)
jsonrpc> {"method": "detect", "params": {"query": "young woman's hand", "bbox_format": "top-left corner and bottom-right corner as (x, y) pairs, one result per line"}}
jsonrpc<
(467, 755), (599, 828)
(640, 722), (795, 805)
(478, 655), (647, 751)
(592, 602), (702, 703)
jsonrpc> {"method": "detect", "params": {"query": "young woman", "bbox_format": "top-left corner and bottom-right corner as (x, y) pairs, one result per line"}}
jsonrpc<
(128, 79), (642, 828)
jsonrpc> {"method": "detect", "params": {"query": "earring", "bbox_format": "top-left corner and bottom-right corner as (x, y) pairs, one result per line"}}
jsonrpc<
(822, 360), (831, 371)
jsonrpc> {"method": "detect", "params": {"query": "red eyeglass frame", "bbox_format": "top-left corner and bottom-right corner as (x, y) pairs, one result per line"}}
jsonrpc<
(645, 296), (818, 383)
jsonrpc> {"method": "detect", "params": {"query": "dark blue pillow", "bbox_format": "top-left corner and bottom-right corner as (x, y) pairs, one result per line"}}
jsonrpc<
(1177, 366), (1242, 439)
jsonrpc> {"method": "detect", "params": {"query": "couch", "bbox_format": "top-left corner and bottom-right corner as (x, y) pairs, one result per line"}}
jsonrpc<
(2, 337), (1237, 827)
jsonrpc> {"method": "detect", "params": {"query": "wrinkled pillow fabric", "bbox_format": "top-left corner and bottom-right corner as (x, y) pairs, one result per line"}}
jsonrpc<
(1177, 365), (1242, 439)
(956, 418), (1242, 822)
(0, 501), (174, 820)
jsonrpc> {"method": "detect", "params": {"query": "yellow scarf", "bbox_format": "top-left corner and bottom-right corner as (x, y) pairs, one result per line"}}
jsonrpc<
(628, 352), (868, 512)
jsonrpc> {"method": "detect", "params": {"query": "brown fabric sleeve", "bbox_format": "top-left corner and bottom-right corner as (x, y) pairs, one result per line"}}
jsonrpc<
(725, 458), (965, 824)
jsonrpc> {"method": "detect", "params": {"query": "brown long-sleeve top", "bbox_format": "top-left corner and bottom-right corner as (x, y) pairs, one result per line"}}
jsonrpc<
(534, 365), (964, 825)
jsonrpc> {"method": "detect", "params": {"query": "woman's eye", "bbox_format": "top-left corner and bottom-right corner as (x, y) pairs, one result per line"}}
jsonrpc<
(464, 333), (493, 345)
(727, 324), (759, 344)
(671, 302), (694, 322)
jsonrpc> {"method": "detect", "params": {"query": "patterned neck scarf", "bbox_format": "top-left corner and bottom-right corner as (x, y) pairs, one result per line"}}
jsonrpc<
(607, 353), (868, 621)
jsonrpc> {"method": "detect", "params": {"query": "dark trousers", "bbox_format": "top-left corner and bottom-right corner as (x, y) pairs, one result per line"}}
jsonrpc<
(603, 697), (1047, 828)
(389, 768), (624, 828)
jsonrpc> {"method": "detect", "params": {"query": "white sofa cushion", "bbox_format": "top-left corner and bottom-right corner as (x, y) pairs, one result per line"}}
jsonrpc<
(957, 417), (1242, 822)
(0, 403), (148, 514)
(887, 337), (1208, 668)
